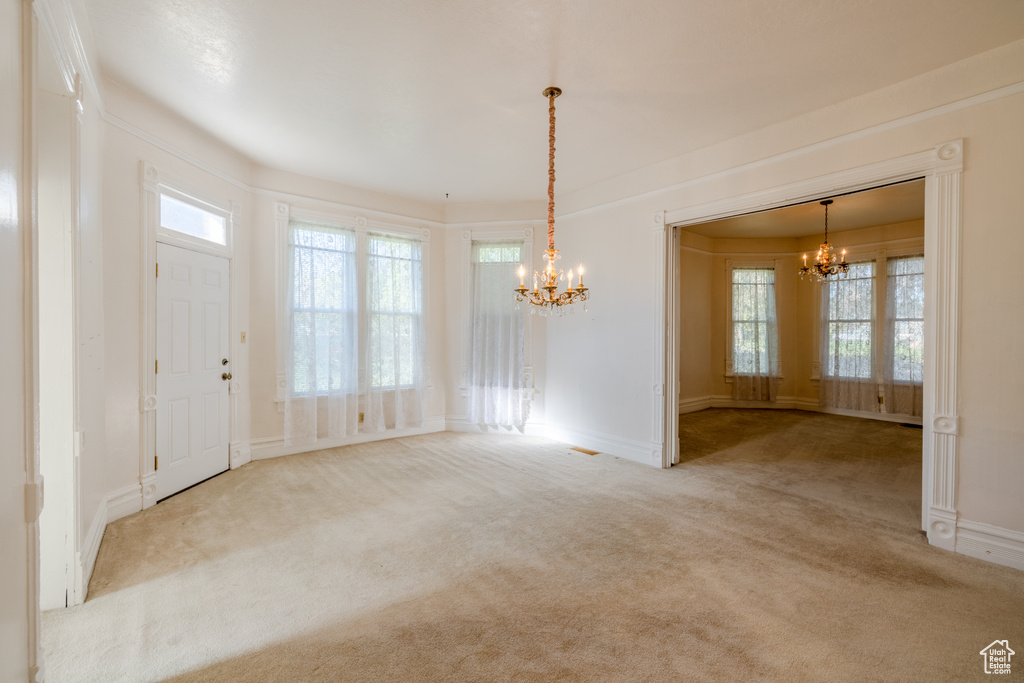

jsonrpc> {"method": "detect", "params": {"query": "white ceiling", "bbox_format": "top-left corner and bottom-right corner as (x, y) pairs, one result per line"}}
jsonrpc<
(685, 179), (925, 240)
(83, 0), (1024, 204)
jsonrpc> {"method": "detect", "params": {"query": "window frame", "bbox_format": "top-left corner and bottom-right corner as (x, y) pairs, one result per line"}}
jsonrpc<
(886, 253), (925, 384)
(275, 203), (430, 405)
(724, 259), (782, 381)
(459, 228), (535, 399)
(155, 181), (234, 257)
(822, 260), (876, 380)
(810, 241), (925, 386)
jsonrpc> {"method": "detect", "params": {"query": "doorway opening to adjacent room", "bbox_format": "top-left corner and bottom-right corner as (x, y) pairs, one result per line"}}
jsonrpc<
(660, 143), (965, 548)
(672, 180), (926, 530)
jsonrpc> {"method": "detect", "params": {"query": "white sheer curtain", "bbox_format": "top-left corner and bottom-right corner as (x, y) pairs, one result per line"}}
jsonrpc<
(467, 240), (529, 428)
(363, 233), (425, 433)
(883, 255), (924, 416)
(820, 261), (878, 411)
(731, 268), (780, 401)
(284, 219), (359, 446)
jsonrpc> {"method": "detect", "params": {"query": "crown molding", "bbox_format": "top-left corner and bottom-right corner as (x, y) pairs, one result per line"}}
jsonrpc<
(560, 80), (1023, 222)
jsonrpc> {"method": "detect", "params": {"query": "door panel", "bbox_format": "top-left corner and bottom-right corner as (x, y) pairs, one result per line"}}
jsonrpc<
(156, 243), (230, 499)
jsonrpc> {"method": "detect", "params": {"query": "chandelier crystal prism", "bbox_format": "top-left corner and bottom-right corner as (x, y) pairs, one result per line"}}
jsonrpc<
(799, 199), (849, 282)
(515, 86), (588, 316)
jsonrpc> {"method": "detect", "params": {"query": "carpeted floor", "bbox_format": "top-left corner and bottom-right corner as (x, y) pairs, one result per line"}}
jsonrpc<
(42, 409), (1024, 682)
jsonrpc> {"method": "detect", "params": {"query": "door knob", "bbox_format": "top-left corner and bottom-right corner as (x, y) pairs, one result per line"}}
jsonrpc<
(222, 358), (229, 365)
(222, 372), (232, 381)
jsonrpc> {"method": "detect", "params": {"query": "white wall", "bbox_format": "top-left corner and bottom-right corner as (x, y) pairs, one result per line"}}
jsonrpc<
(546, 40), (1024, 536)
(0, 0), (30, 678)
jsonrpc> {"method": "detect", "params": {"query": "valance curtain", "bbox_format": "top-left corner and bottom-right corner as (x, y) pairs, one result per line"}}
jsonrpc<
(284, 219), (359, 446)
(731, 268), (780, 401)
(882, 255), (924, 417)
(363, 233), (425, 432)
(467, 240), (530, 429)
(820, 262), (878, 411)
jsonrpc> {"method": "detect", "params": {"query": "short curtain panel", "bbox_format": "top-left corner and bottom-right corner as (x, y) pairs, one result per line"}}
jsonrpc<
(731, 268), (780, 401)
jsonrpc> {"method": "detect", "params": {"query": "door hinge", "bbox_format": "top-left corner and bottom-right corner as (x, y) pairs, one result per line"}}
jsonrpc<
(155, 359), (158, 374)
(155, 456), (158, 471)
(25, 476), (43, 523)
(156, 263), (159, 278)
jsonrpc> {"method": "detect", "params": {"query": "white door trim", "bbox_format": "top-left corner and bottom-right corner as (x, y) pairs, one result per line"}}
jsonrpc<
(659, 140), (963, 551)
(140, 162), (240, 509)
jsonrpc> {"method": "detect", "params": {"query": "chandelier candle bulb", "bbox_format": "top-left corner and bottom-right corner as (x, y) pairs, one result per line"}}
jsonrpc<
(518, 265), (525, 287)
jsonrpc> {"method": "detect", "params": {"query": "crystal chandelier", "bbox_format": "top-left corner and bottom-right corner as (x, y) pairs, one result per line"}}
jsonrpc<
(799, 199), (849, 281)
(515, 86), (588, 316)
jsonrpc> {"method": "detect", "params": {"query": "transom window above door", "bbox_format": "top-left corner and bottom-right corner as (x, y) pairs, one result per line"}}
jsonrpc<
(158, 189), (231, 249)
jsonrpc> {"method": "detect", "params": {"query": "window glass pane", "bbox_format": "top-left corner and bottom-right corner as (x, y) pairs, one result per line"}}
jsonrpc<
(289, 221), (357, 394)
(476, 244), (521, 263)
(889, 255), (924, 383)
(731, 268), (775, 375)
(367, 234), (422, 388)
(160, 193), (227, 245)
(825, 262), (874, 379)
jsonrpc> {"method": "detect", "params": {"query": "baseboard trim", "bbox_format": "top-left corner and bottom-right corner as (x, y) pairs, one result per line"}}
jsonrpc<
(251, 416), (447, 460)
(445, 416), (547, 438)
(956, 519), (1024, 572)
(107, 483), (142, 523)
(678, 396), (713, 414)
(77, 499), (107, 604)
(229, 440), (252, 469)
(544, 424), (658, 467)
(678, 394), (923, 425)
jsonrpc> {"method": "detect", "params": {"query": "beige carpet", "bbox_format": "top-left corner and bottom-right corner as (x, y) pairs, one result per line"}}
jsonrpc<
(42, 410), (1024, 682)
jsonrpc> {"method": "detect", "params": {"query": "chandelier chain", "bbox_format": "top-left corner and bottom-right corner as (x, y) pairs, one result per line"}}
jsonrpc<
(547, 93), (556, 251)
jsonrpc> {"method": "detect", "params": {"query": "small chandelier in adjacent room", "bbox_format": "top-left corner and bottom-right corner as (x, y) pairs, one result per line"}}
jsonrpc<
(799, 199), (849, 281)
(515, 86), (589, 315)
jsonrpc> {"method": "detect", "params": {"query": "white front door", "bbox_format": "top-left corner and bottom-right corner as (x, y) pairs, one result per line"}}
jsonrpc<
(156, 243), (230, 500)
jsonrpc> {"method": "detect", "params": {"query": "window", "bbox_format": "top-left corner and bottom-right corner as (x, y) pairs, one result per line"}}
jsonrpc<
(160, 192), (227, 246)
(466, 239), (529, 428)
(289, 221), (357, 395)
(283, 213), (427, 442)
(731, 268), (777, 374)
(285, 218), (424, 396)
(366, 234), (423, 389)
(728, 266), (780, 402)
(887, 255), (924, 382)
(823, 262), (874, 379)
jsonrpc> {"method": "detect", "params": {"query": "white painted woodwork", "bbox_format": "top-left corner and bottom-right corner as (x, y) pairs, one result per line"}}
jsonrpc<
(0, 0), (30, 677)
(37, 81), (76, 611)
(156, 243), (230, 500)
